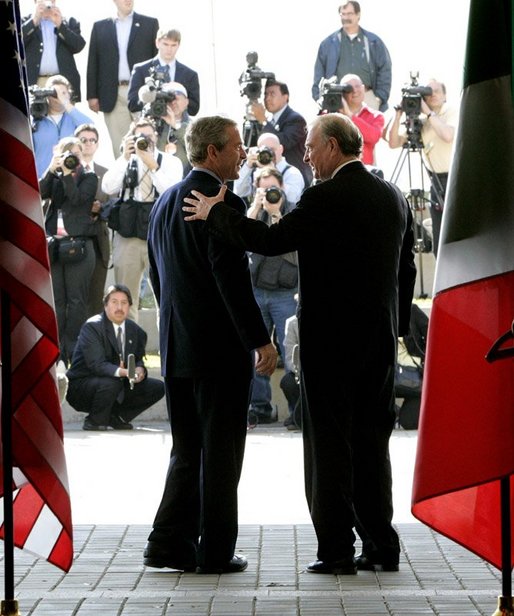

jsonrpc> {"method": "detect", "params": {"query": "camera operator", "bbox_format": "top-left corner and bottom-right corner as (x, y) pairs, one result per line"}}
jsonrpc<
(127, 28), (200, 119)
(32, 74), (93, 178)
(150, 82), (192, 178)
(101, 118), (183, 321)
(40, 137), (98, 367)
(388, 79), (457, 256)
(234, 133), (305, 206)
(336, 73), (384, 165)
(22, 0), (85, 101)
(246, 168), (298, 426)
(249, 80), (312, 187)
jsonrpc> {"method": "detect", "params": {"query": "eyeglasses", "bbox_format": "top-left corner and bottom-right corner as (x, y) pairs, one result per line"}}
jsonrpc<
(79, 137), (98, 144)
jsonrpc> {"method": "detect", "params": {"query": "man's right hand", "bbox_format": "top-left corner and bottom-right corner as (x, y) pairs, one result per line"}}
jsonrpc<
(255, 343), (278, 377)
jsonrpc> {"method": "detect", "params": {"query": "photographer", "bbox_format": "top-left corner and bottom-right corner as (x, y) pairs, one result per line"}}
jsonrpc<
(101, 118), (183, 321)
(234, 133), (305, 206)
(32, 74), (92, 178)
(40, 137), (98, 366)
(336, 73), (384, 165)
(127, 28), (199, 118)
(152, 82), (192, 177)
(247, 168), (298, 426)
(22, 0), (85, 100)
(388, 79), (457, 256)
(249, 80), (312, 187)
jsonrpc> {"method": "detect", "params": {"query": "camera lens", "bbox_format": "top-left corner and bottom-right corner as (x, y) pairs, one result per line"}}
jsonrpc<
(135, 135), (150, 150)
(257, 147), (273, 165)
(62, 152), (79, 170)
(265, 187), (282, 204)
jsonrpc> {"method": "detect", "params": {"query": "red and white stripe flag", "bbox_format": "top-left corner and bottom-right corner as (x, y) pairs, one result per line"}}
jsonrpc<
(412, 0), (514, 569)
(0, 0), (73, 571)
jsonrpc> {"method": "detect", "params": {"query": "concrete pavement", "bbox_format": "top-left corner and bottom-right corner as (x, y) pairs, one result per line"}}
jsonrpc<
(2, 421), (505, 615)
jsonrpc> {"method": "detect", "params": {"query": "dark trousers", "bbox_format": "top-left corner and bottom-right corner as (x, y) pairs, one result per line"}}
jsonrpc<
(301, 360), (399, 562)
(66, 374), (164, 425)
(280, 370), (301, 423)
(428, 172), (448, 257)
(51, 238), (96, 365)
(148, 367), (251, 568)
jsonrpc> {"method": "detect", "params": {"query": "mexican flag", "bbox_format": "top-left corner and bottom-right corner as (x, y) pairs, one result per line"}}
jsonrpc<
(411, 0), (514, 569)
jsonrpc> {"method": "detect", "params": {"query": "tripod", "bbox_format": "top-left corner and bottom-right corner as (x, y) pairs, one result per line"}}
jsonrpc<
(390, 143), (442, 299)
(242, 102), (262, 149)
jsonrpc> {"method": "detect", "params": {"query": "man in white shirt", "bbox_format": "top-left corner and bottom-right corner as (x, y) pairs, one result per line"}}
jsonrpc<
(102, 118), (183, 320)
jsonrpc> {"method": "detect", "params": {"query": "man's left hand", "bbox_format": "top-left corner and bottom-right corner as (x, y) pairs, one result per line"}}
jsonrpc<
(183, 184), (227, 221)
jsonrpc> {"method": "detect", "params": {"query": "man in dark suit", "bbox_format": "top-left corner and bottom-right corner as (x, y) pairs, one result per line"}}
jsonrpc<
(66, 284), (164, 431)
(145, 116), (277, 574)
(249, 79), (312, 187)
(127, 27), (200, 118)
(183, 113), (417, 575)
(22, 0), (85, 101)
(86, 1), (159, 157)
(74, 123), (112, 317)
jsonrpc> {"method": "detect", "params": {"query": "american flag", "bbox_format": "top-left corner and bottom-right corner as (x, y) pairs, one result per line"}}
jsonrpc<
(0, 0), (73, 571)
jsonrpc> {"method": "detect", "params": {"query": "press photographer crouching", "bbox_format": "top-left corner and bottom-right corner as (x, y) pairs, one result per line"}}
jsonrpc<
(40, 136), (98, 366)
(101, 118), (183, 321)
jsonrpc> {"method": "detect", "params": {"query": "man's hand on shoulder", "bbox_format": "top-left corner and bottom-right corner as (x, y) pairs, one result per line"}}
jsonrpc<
(183, 184), (227, 221)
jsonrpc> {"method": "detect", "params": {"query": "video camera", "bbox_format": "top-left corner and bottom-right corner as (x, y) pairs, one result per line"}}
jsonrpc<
(397, 72), (433, 149)
(239, 51), (275, 104)
(317, 77), (353, 114)
(138, 66), (175, 119)
(28, 85), (57, 121)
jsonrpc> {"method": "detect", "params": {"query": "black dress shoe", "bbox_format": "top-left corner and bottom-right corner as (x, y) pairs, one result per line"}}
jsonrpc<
(143, 542), (196, 571)
(307, 558), (357, 575)
(196, 555), (248, 574)
(109, 415), (133, 430)
(354, 553), (399, 572)
(83, 418), (108, 431)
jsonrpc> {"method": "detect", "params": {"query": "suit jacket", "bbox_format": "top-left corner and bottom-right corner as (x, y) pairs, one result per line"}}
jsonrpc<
(67, 312), (147, 380)
(93, 162), (110, 267)
(22, 15), (85, 101)
(262, 105), (313, 187)
(128, 57), (200, 117)
(86, 13), (159, 112)
(40, 166), (98, 237)
(206, 161), (416, 372)
(148, 169), (270, 378)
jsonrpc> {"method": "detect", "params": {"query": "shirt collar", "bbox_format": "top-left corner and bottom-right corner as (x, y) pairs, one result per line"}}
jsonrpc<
(331, 158), (360, 178)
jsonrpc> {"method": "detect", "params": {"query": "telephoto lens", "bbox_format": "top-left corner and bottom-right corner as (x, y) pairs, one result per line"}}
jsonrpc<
(135, 135), (150, 150)
(62, 151), (80, 170)
(265, 187), (282, 204)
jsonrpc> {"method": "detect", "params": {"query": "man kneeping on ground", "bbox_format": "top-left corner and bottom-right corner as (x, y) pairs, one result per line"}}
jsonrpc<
(66, 284), (164, 431)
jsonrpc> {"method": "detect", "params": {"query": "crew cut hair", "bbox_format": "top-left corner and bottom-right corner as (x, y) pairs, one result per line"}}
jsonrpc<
(185, 116), (238, 165)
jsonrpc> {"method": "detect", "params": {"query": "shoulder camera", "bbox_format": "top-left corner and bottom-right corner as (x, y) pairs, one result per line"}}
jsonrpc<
(28, 85), (56, 121)
(265, 187), (282, 204)
(317, 78), (353, 113)
(139, 66), (176, 120)
(239, 52), (275, 103)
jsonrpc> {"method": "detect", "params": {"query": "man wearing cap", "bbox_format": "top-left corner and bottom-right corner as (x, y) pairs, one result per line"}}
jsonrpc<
(86, 0), (160, 157)
(128, 27), (200, 118)
(155, 81), (192, 177)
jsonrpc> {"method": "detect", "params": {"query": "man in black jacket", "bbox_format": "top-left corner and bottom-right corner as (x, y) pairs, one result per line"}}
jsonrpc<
(22, 0), (85, 101)
(86, 0), (159, 157)
(183, 113), (416, 575)
(66, 284), (164, 431)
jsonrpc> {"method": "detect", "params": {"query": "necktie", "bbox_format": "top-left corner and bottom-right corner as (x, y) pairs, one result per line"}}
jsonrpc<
(116, 326), (123, 358)
(139, 168), (154, 202)
(161, 64), (170, 82)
